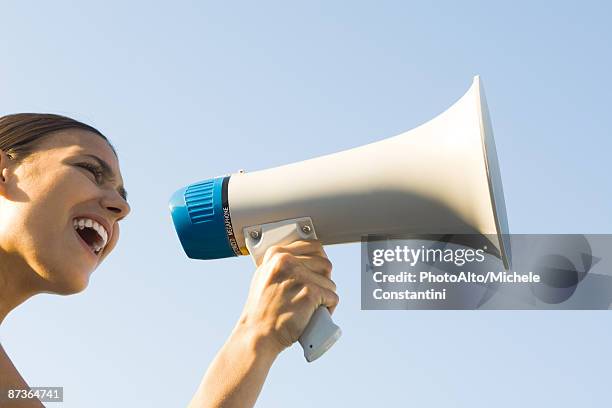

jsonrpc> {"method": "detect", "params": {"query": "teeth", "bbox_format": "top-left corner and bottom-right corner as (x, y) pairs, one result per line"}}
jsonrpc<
(92, 221), (108, 244)
(73, 217), (110, 254)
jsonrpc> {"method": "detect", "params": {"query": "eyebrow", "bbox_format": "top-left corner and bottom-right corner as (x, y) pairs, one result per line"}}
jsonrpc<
(81, 154), (128, 201)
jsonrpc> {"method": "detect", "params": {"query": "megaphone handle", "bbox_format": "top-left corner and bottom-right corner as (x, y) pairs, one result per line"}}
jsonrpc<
(244, 217), (342, 362)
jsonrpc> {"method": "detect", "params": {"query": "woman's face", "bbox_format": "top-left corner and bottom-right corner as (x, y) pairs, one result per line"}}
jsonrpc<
(0, 129), (130, 294)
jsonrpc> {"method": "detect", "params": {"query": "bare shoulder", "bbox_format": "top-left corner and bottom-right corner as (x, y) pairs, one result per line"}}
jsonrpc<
(0, 343), (44, 407)
(0, 342), (27, 388)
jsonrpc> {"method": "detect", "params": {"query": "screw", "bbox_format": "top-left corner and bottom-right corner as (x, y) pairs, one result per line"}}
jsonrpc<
(301, 224), (312, 234)
(249, 230), (260, 240)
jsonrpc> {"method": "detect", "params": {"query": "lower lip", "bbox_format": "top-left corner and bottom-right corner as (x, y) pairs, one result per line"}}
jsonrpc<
(74, 229), (100, 260)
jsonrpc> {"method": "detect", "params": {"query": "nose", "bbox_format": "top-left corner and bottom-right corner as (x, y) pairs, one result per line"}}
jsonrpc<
(101, 189), (131, 219)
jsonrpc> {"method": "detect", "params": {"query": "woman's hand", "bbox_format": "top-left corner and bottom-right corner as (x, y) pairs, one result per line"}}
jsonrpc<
(236, 239), (339, 355)
(189, 240), (338, 407)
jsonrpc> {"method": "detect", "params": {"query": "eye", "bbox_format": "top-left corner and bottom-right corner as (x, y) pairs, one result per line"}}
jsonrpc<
(77, 162), (104, 184)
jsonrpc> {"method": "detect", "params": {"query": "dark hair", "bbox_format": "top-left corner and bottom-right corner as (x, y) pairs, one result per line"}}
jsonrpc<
(0, 113), (115, 161)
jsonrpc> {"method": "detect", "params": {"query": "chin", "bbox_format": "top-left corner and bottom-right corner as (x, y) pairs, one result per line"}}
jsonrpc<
(42, 266), (93, 295)
(54, 277), (90, 295)
(24, 238), (98, 295)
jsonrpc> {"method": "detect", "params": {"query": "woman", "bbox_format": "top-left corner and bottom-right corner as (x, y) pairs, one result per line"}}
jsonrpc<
(0, 113), (339, 407)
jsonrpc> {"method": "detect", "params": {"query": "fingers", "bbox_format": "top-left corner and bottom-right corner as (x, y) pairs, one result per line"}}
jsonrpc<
(283, 239), (327, 256)
(262, 240), (337, 308)
(243, 239), (340, 349)
(264, 247), (338, 313)
(265, 250), (334, 284)
(320, 286), (339, 315)
(294, 284), (340, 315)
(295, 253), (333, 279)
(263, 240), (331, 277)
(276, 264), (336, 297)
(295, 262), (336, 292)
(262, 240), (327, 262)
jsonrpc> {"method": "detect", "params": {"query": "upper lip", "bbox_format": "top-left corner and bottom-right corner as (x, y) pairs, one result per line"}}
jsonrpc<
(72, 213), (113, 244)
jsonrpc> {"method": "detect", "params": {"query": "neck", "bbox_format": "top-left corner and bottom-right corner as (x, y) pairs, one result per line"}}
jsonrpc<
(0, 249), (41, 325)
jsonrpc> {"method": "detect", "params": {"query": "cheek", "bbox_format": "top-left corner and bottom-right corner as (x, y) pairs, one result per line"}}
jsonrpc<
(16, 168), (98, 258)
(23, 176), (72, 229)
(40, 168), (95, 200)
(28, 169), (97, 216)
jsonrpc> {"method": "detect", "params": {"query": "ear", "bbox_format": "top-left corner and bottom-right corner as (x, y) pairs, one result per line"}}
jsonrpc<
(0, 149), (12, 198)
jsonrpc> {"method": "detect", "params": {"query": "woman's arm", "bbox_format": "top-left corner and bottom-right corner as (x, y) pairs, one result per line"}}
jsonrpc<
(189, 240), (338, 408)
(187, 319), (280, 408)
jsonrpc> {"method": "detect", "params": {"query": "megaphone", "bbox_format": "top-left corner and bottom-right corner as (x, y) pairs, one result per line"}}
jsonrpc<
(169, 75), (510, 362)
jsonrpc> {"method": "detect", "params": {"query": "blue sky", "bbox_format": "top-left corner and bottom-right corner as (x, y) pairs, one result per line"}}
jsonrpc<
(1, 1), (611, 407)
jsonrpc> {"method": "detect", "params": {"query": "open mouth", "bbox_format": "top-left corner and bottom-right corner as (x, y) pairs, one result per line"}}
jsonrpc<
(73, 217), (109, 256)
